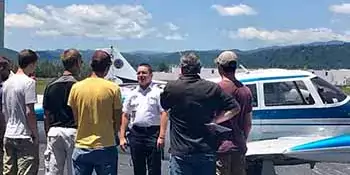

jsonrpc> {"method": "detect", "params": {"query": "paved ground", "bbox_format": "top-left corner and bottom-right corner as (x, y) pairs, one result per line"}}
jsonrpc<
(37, 144), (350, 175)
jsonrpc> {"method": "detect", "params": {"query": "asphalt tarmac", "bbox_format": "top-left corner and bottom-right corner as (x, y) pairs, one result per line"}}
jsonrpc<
(37, 143), (350, 175)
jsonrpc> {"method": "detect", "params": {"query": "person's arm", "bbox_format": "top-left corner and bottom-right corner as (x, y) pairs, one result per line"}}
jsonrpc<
(119, 113), (129, 138)
(160, 83), (172, 111)
(244, 112), (252, 139)
(67, 85), (77, 126)
(26, 103), (38, 142)
(158, 111), (168, 139)
(42, 85), (51, 135)
(25, 80), (38, 144)
(119, 94), (132, 152)
(44, 111), (50, 135)
(212, 85), (241, 124)
(113, 88), (122, 135)
(0, 91), (5, 139)
(0, 107), (5, 140)
(238, 88), (253, 139)
(212, 108), (239, 124)
(157, 89), (168, 148)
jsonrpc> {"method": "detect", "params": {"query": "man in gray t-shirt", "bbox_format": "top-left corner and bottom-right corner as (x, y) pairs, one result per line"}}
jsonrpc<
(2, 49), (39, 175)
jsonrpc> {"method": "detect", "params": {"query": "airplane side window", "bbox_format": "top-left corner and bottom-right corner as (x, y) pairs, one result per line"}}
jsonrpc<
(263, 81), (314, 106)
(246, 84), (258, 107)
(311, 77), (347, 104)
(294, 81), (315, 105)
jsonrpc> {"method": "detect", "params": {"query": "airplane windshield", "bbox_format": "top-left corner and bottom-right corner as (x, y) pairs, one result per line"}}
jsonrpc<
(311, 77), (347, 104)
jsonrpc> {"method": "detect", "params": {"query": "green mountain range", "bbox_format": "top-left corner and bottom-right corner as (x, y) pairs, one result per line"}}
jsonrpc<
(36, 40), (350, 70)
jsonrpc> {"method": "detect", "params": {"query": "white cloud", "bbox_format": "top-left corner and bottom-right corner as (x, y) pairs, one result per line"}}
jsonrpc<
(229, 27), (350, 44)
(330, 3), (350, 14)
(211, 4), (257, 16)
(161, 22), (187, 40)
(5, 13), (44, 28)
(164, 33), (187, 40)
(5, 4), (157, 39)
(166, 22), (179, 31)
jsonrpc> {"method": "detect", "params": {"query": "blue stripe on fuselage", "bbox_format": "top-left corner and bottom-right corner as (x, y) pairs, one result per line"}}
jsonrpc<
(239, 75), (309, 83)
(252, 102), (350, 120)
(35, 100), (350, 121)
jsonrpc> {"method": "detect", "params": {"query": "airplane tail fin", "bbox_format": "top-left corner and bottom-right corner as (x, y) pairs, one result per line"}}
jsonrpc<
(97, 46), (138, 84)
(239, 64), (250, 74)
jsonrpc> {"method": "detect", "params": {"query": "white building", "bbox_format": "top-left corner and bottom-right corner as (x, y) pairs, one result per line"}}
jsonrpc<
(156, 66), (350, 86)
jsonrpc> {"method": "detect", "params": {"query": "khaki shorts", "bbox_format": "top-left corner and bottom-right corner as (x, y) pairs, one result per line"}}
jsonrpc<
(216, 151), (246, 175)
(44, 127), (76, 175)
(3, 137), (39, 175)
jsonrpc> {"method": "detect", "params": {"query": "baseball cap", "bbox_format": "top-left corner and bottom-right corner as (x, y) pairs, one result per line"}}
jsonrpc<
(215, 51), (238, 67)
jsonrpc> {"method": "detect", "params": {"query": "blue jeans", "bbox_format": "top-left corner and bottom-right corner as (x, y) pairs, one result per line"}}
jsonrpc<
(72, 146), (118, 175)
(169, 153), (216, 175)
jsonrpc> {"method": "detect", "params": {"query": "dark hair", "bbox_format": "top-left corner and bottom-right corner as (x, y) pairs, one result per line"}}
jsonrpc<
(18, 49), (38, 69)
(138, 63), (153, 74)
(219, 60), (237, 73)
(180, 52), (201, 74)
(0, 56), (10, 67)
(61, 49), (82, 71)
(90, 50), (112, 73)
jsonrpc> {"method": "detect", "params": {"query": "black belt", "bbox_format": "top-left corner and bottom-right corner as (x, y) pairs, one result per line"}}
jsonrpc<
(131, 125), (160, 133)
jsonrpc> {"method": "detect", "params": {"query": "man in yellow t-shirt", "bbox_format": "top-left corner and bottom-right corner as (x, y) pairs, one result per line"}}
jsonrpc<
(68, 50), (122, 175)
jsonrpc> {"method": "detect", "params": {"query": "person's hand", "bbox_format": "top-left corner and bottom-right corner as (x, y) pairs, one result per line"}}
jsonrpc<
(206, 123), (216, 134)
(31, 135), (39, 145)
(119, 137), (128, 152)
(157, 137), (165, 149)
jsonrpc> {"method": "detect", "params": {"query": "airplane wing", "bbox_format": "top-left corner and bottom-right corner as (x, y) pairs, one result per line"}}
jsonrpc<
(245, 135), (350, 175)
(246, 135), (350, 165)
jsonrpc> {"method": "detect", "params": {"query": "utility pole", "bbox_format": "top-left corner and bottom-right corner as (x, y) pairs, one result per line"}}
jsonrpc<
(0, 0), (4, 48)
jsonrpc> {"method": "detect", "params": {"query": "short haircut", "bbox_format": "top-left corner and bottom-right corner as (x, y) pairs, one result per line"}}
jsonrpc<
(0, 56), (10, 68)
(90, 50), (112, 72)
(138, 63), (153, 74)
(180, 52), (201, 74)
(18, 49), (38, 69)
(219, 60), (237, 73)
(61, 49), (82, 71)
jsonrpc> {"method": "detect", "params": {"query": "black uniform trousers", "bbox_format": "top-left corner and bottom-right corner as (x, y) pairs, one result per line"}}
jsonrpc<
(128, 125), (161, 175)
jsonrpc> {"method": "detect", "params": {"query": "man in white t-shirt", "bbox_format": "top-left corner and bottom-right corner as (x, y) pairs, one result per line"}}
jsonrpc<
(2, 49), (39, 175)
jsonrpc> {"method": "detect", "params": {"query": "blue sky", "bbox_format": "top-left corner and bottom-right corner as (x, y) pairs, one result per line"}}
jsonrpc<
(4, 0), (350, 52)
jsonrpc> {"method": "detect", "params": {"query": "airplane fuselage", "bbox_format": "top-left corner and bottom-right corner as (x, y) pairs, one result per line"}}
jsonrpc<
(33, 68), (350, 161)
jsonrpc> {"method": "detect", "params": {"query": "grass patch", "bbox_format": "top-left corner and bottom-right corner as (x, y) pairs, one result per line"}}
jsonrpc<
(36, 78), (52, 94)
(341, 86), (350, 95)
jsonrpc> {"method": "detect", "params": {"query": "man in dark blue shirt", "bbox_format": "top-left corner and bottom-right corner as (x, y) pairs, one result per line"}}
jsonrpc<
(160, 52), (240, 175)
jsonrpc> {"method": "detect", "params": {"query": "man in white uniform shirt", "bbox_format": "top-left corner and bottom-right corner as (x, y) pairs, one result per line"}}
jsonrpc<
(120, 63), (168, 175)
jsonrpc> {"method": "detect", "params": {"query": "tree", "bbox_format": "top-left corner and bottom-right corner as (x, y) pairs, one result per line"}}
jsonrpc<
(158, 62), (169, 72)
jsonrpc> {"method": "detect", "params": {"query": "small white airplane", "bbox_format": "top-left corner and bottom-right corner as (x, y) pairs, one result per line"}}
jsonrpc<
(34, 46), (350, 175)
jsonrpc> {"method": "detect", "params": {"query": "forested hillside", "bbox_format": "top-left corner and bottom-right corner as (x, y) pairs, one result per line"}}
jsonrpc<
(23, 41), (350, 78)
